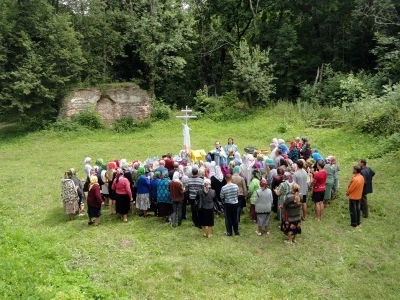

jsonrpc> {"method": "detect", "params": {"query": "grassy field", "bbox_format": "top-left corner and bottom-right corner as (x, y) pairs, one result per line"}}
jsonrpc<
(1, 107), (399, 299)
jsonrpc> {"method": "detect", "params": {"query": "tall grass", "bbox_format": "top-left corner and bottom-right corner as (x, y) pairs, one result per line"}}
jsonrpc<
(1, 107), (399, 299)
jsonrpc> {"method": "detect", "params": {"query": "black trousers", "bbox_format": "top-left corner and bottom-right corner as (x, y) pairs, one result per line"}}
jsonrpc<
(360, 194), (369, 218)
(224, 203), (239, 235)
(182, 191), (189, 219)
(190, 199), (199, 227)
(349, 199), (361, 227)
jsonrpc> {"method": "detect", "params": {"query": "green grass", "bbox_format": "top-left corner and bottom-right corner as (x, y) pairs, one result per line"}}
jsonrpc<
(1, 109), (399, 299)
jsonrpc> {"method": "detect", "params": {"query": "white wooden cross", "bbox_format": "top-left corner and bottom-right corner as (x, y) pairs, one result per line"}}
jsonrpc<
(176, 106), (197, 152)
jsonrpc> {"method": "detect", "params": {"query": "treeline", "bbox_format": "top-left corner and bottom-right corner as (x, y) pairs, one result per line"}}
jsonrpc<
(1, 0), (400, 125)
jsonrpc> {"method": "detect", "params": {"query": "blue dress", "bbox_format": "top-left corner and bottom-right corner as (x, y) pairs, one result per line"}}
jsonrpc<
(157, 178), (172, 217)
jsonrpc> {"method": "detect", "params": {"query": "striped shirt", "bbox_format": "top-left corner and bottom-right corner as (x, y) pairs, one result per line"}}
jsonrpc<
(220, 183), (239, 204)
(187, 176), (204, 200)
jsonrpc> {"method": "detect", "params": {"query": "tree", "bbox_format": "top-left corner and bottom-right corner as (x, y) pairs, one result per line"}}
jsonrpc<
(230, 41), (275, 107)
(0, 0), (85, 124)
(129, 0), (196, 98)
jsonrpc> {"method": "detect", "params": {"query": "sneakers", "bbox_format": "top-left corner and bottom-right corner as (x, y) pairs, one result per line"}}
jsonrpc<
(255, 231), (262, 236)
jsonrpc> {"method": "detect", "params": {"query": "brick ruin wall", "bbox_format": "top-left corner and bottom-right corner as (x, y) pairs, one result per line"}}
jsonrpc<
(59, 84), (152, 124)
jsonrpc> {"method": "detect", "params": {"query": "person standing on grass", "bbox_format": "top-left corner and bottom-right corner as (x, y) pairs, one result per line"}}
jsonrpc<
(232, 166), (247, 223)
(187, 168), (204, 228)
(358, 159), (375, 218)
(346, 166), (365, 228)
(87, 175), (104, 226)
(293, 160), (309, 221)
(254, 178), (273, 236)
(150, 171), (161, 217)
(136, 167), (151, 218)
(323, 158), (335, 207)
(274, 172), (292, 222)
(157, 171), (172, 223)
(61, 170), (79, 221)
(196, 178), (216, 238)
(271, 167), (285, 219)
(210, 166), (225, 217)
(311, 160), (327, 221)
(280, 183), (302, 244)
(107, 162), (117, 215)
(70, 168), (85, 216)
(330, 156), (340, 200)
(169, 172), (185, 227)
(220, 174), (240, 236)
(83, 157), (92, 197)
(248, 169), (261, 223)
(112, 169), (133, 223)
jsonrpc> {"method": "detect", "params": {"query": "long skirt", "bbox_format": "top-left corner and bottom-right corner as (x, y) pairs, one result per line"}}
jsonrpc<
(88, 206), (101, 218)
(115, 193), (130, 215)
(136, 193), (151, 210)
(324, 183), (333, 200)
(281, 219), (302, 236)
(64, 200), (78, 215)
(256, 213), (270, 227)
(158, 202), (172, 217)
(199, 208), (214, 227)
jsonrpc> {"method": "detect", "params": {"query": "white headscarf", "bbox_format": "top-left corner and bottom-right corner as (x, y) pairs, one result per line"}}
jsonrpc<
(234, 152), (242, 164)
(172, 171), (180, 182)
(214, 166), (223, 182)
(272, 138), (279, 147)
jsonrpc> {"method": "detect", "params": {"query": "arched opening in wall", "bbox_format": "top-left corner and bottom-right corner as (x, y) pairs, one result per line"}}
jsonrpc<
(96, 97), (116, 126)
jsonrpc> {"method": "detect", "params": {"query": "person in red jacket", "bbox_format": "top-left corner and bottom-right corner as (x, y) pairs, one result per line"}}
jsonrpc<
(346, 166), (365, 228)
(311, 160), (327, 221)
(87, 176), (104, 226)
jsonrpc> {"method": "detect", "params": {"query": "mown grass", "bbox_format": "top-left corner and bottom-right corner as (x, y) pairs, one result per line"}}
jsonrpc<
(0, 108), (399, 299)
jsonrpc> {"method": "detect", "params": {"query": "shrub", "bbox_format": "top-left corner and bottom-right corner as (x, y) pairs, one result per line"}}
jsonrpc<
(46, 119), (85, 132)
(71, 108), (104, 129)
(368, 132), (400, 158)
(113, 116), (151, 133)
(150, 99), (172, 121)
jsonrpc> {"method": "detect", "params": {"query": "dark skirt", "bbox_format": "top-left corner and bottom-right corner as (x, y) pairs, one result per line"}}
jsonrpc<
(88, 206), (101, 218)
(115, 193), (130, 215)
(199, 208), (214, 227)
(83, 177), (90, 192)
(250, 204), (257, 220)
(158, 203), (172, 217)
(281, 220), (302, 236)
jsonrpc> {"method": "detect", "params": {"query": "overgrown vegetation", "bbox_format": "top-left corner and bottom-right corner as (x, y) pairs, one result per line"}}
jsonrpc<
(150, 99), (172, 121)
(113, 116), (151, 133)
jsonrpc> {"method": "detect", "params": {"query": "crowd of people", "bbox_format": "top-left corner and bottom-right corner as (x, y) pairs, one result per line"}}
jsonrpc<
(61, 137), (375, 243)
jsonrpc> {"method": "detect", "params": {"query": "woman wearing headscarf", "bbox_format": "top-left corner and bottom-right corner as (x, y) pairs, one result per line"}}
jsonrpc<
(274, 172), (293, 222)
(330, 156), (340, 199)
(112, 169), (133, 222)
(106, 162), (117, 215)
(69, 168), (85, 216)
(280, 183), (302, 244)
(205, 161), (216, 178)
(169, 171), (185, 227)
(150, 171), (161, 216)
(254, 178), (273, 236)
(324, 158), (335, 207)
(196, 178), (216, 238)
(83, 157), (92, 194)
(271, 167), (285, 219)
(61, 170), (79, 221)
(210, 166), (225, 216)
(248, 170), (261, 222)
(234, 152), (242, 166)
(87, 175), (104, 226)
(299, 142), (312, 161)
(157, 171), (172, 222)
(136, 167), (151, 217)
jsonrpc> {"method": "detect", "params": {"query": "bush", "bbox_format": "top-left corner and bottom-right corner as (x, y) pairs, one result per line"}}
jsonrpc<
(113, 116), (151, 133)
(46, 119), (85, 132)
(71, 108), (104, 129)
(150, 99), (172, 121)
(368, 132), (400, 158)
(194, 87), (250, 121)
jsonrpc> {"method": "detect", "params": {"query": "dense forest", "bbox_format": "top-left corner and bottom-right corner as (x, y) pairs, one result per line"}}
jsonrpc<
(0, 0), (400, 126)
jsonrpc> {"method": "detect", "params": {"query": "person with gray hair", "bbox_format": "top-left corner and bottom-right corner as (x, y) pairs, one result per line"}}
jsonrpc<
(196, 178), (216, 238)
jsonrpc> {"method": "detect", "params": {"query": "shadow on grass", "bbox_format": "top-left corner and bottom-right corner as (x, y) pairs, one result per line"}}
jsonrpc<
(0, 123), (33, 142)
